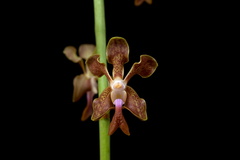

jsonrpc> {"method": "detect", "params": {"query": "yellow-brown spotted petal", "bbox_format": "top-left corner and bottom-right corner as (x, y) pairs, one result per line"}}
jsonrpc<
(91, 87), (114, 121)
(86, 55), (112, 82)
(78, 44), (96, 60)
(106, 37), (129, 79)
(72, 74), (91, 102)
(63, 46), (81, 63)
(124, 55), (158, 83)
(124, 86), (147, 121)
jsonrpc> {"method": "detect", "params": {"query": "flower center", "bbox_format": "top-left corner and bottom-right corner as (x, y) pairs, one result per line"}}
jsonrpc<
(111, 79), (125, 90)
(114, 82), (122, 89)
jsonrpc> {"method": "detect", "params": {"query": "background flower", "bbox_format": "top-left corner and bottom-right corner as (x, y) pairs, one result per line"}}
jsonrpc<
(63, 44), (98, 121)
(134, 0), (152, 6)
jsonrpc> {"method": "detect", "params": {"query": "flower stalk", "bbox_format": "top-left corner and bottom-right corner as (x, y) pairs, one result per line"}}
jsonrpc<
(93, 0), (110, 160)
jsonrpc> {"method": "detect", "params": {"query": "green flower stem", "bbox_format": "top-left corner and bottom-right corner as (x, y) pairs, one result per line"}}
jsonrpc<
(93, 0), (110, 160)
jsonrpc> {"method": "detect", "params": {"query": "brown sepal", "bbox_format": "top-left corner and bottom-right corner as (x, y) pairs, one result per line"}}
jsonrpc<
(72, 74), (91, 102)
(124, 86), (147, 121)
(91, 87), (114, 121)
(106, 37), (129, 79)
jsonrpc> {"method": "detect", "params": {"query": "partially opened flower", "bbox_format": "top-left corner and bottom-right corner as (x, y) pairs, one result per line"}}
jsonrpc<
(86, 37), (158, 135)
(63, 44), (98, 121)
(134, 0), (152, 6)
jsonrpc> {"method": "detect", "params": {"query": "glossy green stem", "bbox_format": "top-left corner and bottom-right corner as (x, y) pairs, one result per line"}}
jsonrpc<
(93, 0), (110, 160)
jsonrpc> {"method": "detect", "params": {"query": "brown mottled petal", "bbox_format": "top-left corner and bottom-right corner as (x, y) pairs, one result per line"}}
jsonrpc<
(81, 91), (94, 121)
(72, 74), (91, 102)
(63, 46), (81, 63)
(124, 55), (158, 83)
(86, 55), (112, 82)
(124, 86), (147, 121)
(91, 87), (114, 121)
(78, 44), (96, 60)
(106, 37), (129, 79)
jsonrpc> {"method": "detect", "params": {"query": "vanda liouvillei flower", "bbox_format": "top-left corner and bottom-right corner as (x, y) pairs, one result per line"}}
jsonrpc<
(86, 37), (158, 135)
(63, 44), (98, 121)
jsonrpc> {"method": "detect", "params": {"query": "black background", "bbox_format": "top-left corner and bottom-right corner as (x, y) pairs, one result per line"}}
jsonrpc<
(9, 0), (224, 159)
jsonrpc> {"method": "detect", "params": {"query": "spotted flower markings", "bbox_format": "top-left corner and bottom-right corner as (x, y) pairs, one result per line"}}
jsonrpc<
(86, 37), (158, 135)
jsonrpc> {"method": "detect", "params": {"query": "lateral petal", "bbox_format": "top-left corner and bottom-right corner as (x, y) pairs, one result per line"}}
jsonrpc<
(86, 55), (112, 82)
(124, 55), (158, 83)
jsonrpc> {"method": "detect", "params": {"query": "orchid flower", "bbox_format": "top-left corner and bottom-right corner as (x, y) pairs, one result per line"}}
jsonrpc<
(86, 37), (158, 135)
(63, 44), (98, 121)
(134, 0), (152, 6)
